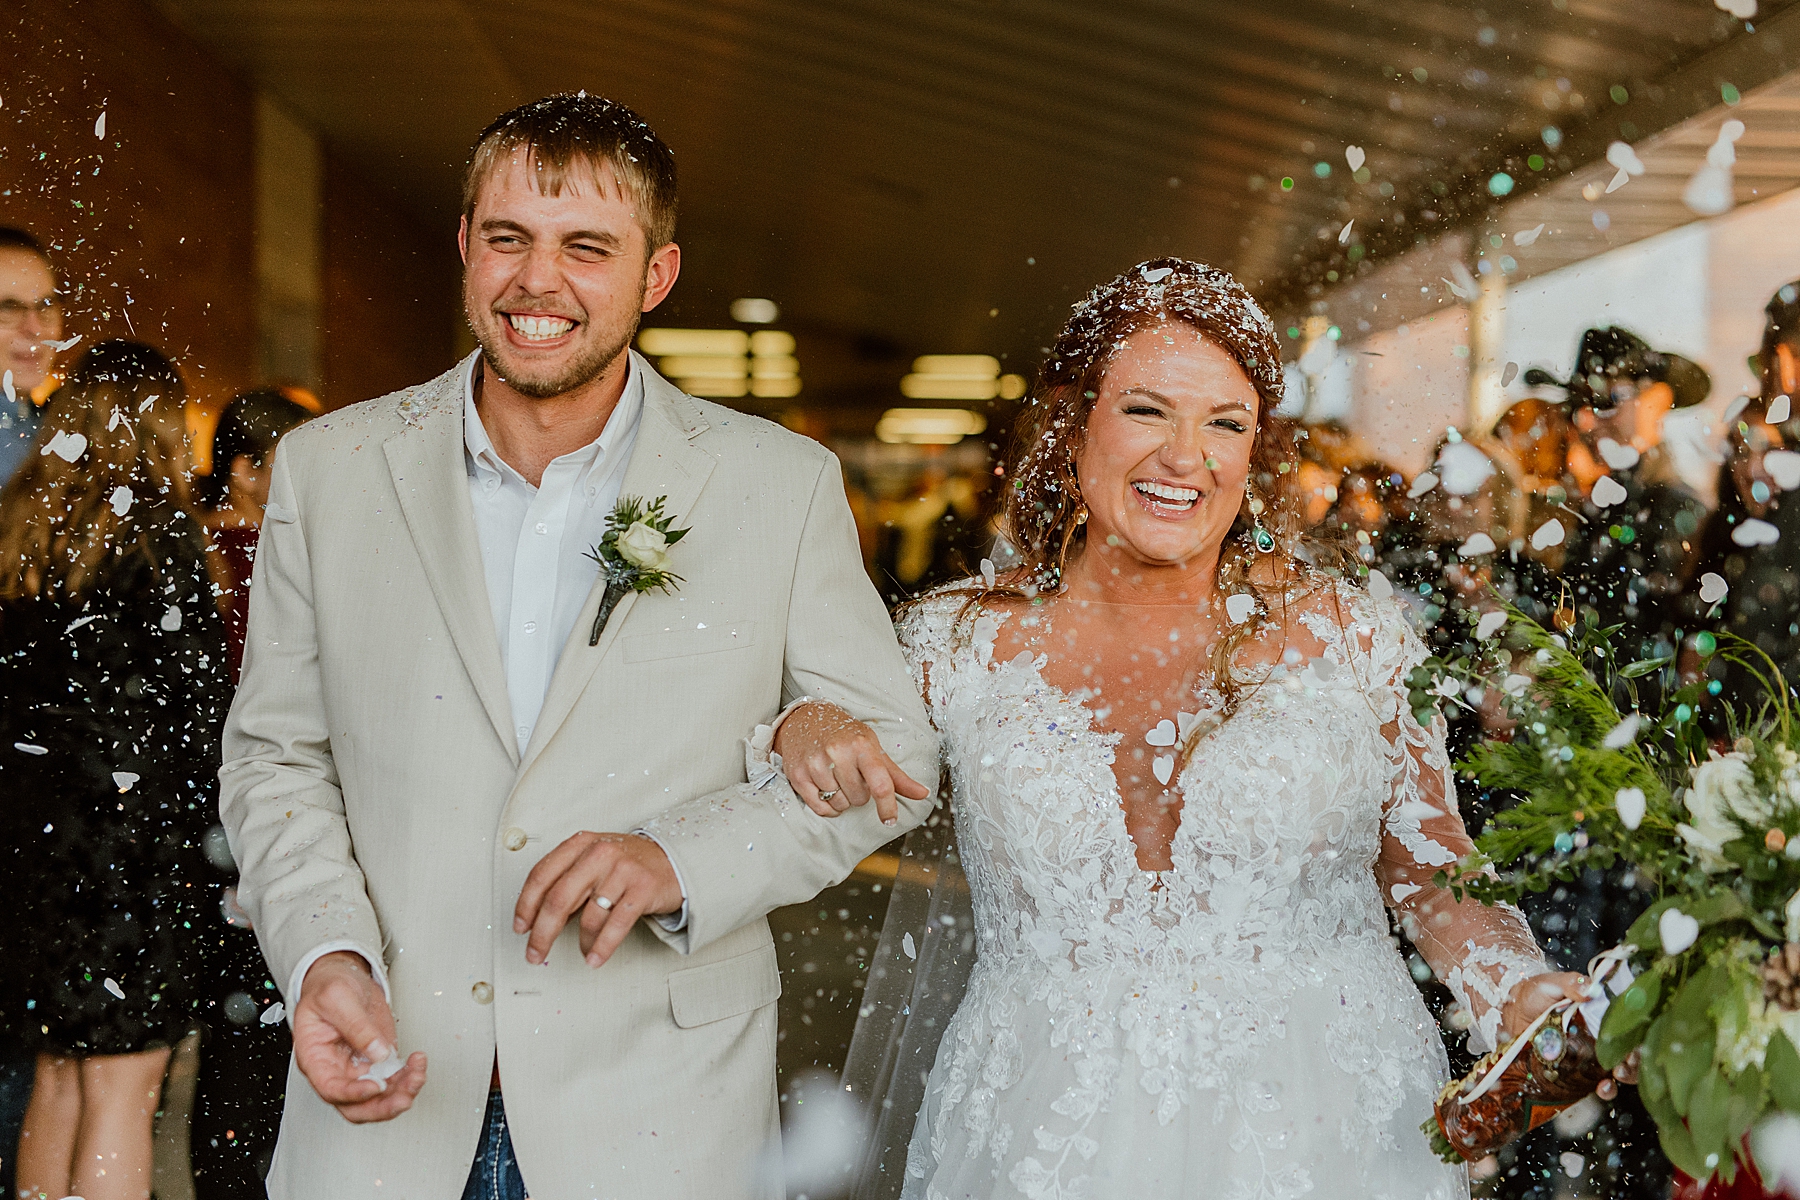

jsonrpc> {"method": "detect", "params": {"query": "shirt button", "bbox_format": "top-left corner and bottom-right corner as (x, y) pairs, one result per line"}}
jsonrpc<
(522, 621), (537, 634)
(502, 827), (527, 852)
(535, 521), (548, 535)
(517, 724), (530, 740)
(471, 981), (494, 1005)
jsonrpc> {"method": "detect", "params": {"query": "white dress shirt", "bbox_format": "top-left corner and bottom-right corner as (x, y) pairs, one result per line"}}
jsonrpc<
(287, 352), (688, 1011)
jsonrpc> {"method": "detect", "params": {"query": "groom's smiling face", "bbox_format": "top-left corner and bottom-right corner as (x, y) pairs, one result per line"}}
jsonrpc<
(460, 148), (680, 400)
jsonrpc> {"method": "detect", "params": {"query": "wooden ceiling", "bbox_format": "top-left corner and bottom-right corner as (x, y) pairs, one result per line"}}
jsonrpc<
(153, 0), (1800, 405)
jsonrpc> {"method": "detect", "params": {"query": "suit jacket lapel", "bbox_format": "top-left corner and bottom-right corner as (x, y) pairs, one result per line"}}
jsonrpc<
(520, 363), (716, 772)
(383, 362), (519, 765)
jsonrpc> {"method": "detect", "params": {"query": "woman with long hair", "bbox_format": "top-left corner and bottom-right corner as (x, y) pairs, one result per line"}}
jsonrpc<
(777, 260), (1614, 1198)
(0, 341), (230, 1200)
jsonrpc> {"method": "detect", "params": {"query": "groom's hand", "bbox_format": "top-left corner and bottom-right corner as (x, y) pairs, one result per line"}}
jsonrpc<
(514, 833), (683, 968)
(294, 951), (427, 1123)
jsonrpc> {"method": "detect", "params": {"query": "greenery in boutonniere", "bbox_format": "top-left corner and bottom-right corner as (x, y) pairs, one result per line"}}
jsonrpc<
(1406, 603), (1800, 1186)
(586, 494), (690, 645)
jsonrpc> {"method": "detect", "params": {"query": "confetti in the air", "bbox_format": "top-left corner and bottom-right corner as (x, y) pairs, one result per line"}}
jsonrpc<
(1561, 1152), (1586, 1179)
(1684, 119), (1746, 215)
(112, 771), (139, 792)
(1145, 719), (1177, 747)
(103, 977), (125, 1000)
(1513, 224), (1545, 247)
(1345, 145), (1365, 171)
(1477, 611), (1507, 640)
(42, 430), (88, 463)
(1437, 442), (1495, 494)
(1733, 518), (1781, 546)
(1659, 907), (1700, 955)
(1597, 438), (1640, 470)
(1615, 787), (1647, 831)
(902, 932), (917, 960)
(1699, 572), (1730, 604)
(1591, 475), (1629, 507)
(1531, 518), (1566, 550)
(1458, 532), (1497, 556)
(1606, 141), (1646, 177)
(1715, 0), (1756, 20)
(13, 742), (47, 756)
(1770, 393), (1792, 424)
(1603, 714), (1641, 749)
(260, 1002), (286, 1025)
(1407, 471), (1438, 499)
(1338, 221), (1354, 245)
(94, 110), (106, 139)
(1365, 570), (1393, 601)
(108, 485), (133, 516)
(1502, 361), (1519, 386)
(979, 557), (996, 589)
(160, 605), (183, 631)
(1226, 592), (1257, 623)
(1152, 755), (1175, 785)
(1767, 450), (1800, 490)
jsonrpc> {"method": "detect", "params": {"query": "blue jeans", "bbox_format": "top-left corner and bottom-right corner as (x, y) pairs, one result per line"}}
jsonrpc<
(461, 1090), (527, 1200)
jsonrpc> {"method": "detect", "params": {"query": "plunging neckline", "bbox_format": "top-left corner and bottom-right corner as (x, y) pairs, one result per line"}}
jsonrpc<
(973, 606), (1208, 878)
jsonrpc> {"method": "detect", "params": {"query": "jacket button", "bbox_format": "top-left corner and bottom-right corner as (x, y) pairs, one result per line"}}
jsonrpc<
(502, 827), (527, 852)
(471, 981), (494, 1005)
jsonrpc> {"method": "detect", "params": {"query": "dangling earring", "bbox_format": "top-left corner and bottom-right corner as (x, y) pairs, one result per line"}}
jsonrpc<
(1247, 487), (1275, 553)
(1075, 503), (1089, 525)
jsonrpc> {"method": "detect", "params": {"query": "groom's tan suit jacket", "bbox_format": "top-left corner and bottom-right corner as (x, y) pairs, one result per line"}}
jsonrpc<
(220, 353), (937, 1199)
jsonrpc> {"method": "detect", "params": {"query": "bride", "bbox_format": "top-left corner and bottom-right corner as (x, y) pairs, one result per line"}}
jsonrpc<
(771, 259), (1606, 1198)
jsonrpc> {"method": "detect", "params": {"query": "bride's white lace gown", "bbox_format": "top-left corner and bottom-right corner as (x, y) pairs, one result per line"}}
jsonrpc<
(893, 580), (1547, 1200)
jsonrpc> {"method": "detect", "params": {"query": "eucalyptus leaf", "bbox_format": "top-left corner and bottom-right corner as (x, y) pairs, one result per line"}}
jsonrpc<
(1687, 1068), (1731, 1174)
(1768, 1032), (1800, 1111)
(1597, 970), (1661, 1068)
(1620, 655), (1674, 679)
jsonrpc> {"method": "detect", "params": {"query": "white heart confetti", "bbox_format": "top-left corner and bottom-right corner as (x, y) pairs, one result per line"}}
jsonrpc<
(1591, 475), (1629, 507)
(1346, 145), (1365, 171)
(1514, 223), (1545, 247)
(160, 605), (183, 631)
(1715, 0), (1756, 17)
(1225, 593), (1257, 623)
(1338, 220), (1355, 245)
(1176, 711), (1201, 741)
(1659, 907), (1700, 956)
(902, 931), (916, 960)
(1531, 518), (1565, 550)
(1366, 569), (1393, 601)
(1477, 611), (1507, 640)
(1603, 714), (1641, 749)
(1407, 471), (1438, 499)
(1152, 754), (1175, 786)
(112, 771), (139, 792)
(1770, 394), (1792, 424)
(1145, 719), (1177, 747)
(1699, 572), (1729, 604)
(1390, 882), (1422, 904)
(103, 977), (125, 999)
(1766, 450), (1800, 490)
(1562, 1151), (1586, 1179)
(260, 1001), (286, 1025)
(1607, 141), (1646, 176)
(1140, 266), (1173, 283)
(979, 557), (996, 589)
(1732, 518), (1781, 547)
(1458, 532), (1497, 556)
(109, 485), (133, 516)
(1615, 787), (1646, 831)
(94, 110), (106, 139)
(42, 430), (88, 463)
(1502, 361), (1519, 386)
(1598, 438), (1640, 470)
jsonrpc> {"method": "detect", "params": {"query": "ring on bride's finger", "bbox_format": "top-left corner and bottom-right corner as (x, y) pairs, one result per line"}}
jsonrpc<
(819, 789), (838, 801)
(593, 895), (614, 910)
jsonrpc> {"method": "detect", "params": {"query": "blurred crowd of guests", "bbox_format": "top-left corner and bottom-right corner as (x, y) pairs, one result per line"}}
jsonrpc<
(0, 227), (310, 1200)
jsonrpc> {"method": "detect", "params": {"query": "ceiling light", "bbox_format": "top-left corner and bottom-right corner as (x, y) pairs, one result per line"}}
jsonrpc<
(750, 330), (796, 357)
(681, 377), (748, 398)
(638, 328), (749, 356)
(751, 355), (799, 379)
(876, 408), (988, 445)
(901, 375), (999, 400)
(751, 377), (802, 398)
(730, 298), (780, 324)
(658, 354), (748, 379)
(998, 373), (1027, 400)
(912, 354), (1000, 379)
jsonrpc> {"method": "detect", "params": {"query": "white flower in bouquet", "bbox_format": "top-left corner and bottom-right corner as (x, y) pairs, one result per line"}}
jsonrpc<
(1678, 752), (1757, 871)
(615, 521), (674, 572)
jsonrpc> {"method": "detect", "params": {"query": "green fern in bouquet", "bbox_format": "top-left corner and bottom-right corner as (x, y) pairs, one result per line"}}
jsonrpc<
(1408, 604), (1800, 1186)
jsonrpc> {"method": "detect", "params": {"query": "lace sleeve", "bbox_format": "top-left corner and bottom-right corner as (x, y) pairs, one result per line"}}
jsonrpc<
(895, 590), (967, 724)
(1363, 594), (1548, 1054)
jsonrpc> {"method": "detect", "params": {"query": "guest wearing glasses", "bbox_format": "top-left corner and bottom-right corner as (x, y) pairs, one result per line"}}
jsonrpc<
(0, 227), (63, 489)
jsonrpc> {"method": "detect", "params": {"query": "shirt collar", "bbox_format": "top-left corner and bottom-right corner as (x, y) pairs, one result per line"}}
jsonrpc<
(462, 352), (645, 483)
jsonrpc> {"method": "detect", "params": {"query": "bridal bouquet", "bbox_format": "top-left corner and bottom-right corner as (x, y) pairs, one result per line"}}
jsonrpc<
(1405, 608), (1800, 1189)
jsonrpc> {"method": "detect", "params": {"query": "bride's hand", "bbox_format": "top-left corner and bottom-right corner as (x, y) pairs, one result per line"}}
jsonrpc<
(1497, 971), (1588, 1044)
(774, 701), (932, 826)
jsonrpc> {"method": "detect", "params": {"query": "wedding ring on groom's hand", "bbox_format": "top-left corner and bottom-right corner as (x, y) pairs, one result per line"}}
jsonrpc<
(593, 895), (614, 910)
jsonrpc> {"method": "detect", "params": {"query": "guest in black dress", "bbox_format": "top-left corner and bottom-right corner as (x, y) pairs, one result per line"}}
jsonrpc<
(0, 341), (229, 1200)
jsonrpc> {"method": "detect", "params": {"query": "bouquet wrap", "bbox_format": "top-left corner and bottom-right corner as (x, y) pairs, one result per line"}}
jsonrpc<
(1426, 1005), (1610, 1164)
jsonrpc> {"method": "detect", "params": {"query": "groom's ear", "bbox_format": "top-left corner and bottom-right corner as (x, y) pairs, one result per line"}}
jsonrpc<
(457, 215), (471, 266)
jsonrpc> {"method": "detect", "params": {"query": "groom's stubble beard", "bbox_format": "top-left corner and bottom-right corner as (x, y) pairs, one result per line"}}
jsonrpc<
(465, 270), (648, 401)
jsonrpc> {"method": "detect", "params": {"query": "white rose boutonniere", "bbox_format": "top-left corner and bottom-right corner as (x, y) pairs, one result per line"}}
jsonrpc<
(586, 495), (691, 645)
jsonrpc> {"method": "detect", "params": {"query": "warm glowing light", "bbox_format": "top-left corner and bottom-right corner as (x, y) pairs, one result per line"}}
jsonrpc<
(749, 330), (796, 357)
(751, 377), (802, 398)
(730, 298), (780, 324)
(637, 328), (749, 356)
(751, 355), (799, 379)
(658, 354), (749, 380)
(912, 354), (1000, 379)
(876, 407), (988, 445)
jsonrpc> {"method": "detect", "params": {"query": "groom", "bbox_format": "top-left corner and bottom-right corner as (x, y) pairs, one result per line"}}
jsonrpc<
(220, 93), (936, 1198)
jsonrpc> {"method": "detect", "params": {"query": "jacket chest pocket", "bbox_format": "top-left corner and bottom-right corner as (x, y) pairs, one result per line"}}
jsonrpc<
(622, 621), (756, 663)
(667, 942), (781, 1028)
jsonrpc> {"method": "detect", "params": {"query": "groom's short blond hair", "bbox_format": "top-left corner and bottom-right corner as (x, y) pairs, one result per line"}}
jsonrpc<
(462, 92), (679, 251)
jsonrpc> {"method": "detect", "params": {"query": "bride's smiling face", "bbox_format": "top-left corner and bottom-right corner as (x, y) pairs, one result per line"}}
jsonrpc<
(1073, 322), (1262, 570)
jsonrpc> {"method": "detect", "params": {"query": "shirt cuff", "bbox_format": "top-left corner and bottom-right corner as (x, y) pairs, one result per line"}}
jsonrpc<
(635, 831), (690, 931)
(287, 940), (390, 1028)
(746, 695), (816, 790)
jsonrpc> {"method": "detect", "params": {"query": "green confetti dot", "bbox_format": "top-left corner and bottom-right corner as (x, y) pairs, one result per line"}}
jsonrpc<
(1280, 176), (1295, 191)
(1676, 703), (1694, 723)
(1554, 832), (1575, 853)
(1488, 172), (1515, 196)
(1610, 84), (1629, 105)
(1722, 83), (1741, 105)
(1314, 161), (1332, 178)
(1528, 154), (1546, 171)
(1696, 632), (1717, 656)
